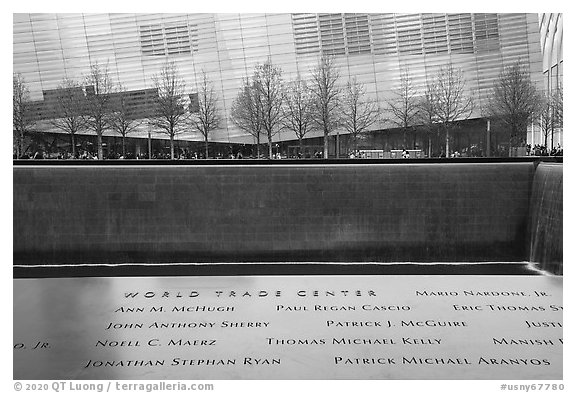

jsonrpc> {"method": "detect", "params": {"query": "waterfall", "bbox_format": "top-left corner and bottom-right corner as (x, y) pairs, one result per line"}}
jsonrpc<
(529, 163), (563, 274)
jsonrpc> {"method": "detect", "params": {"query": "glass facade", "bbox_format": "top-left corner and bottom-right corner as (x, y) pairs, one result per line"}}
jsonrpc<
(13, 13), (544, 144)
(526, 12), (563, 148)
(539, 13), (563, 93)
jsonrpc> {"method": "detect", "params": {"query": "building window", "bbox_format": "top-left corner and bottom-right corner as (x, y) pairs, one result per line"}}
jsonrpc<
(318, 13), (346, 56)
(123, 89), (159, 119)
(139, 22), (197, 57)
(292, 13), (321, 55)
(422, 14), (449, 54)
(140, 24), (166, 56)
(551, 64), (558, 92)
(291, 13), (499, 58)
(448, 13), (474, 53)
(370, 14), (398, 55)
(395, 14), (423, 55)
(103, 88), (160, 120)
(165, 23), (191, 55)
(293, 13), (379, 57)
(344, 14), (371, 55)
(473, 13), (499, 51)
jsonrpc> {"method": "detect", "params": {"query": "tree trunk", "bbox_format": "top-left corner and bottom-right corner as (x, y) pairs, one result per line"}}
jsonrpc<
(428, 134), (432, 158)
(97, 132), (103, 160)
(323, 129), (329, 159)
(148, 132), (152, 159)
(205, 136), (209, 159)
(268, 137), (273, 159)
(71, 133), (76, 158)
(403, 128), (407, 149)
(17, 130), (23, 158)
(170, 134), (175, 160)
(122, 135), (126, 157)
(299, 137), (303, 157)
(385, 132), (389, 152)
(445, 127), (450, 158)
(256, 133), (261, 159)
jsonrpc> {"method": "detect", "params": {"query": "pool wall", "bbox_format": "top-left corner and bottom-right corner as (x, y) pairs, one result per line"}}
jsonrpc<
(14, 159), (561, 270)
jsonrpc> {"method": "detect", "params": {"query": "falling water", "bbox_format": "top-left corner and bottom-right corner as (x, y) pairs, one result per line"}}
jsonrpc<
(529, 163), (563, 274)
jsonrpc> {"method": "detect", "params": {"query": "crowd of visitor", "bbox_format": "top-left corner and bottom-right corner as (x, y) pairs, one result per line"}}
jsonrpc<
(16, 145), (563, 160)
(527, 144), (563, 156)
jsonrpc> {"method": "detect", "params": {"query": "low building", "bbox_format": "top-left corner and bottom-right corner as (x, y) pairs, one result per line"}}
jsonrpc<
(13, 13), (544, 158)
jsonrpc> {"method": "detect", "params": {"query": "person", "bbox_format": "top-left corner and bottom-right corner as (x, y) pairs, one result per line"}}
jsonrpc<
(402, 149), (409, 159)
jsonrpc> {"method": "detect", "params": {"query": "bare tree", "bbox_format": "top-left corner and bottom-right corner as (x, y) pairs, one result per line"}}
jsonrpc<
(190, 71), (221, 159)
(433, 65), (474, 157)
(386, 69), (421, 149)
(282, 75), (315, 154)
(536, 88), (563, 150)
(13, 73), (35, 158)
(48, 78), (88, 158)
(252, 60), (285, 159)
(341, 77), (381, 151)
(555, 84), (563, 129)
(537, 93), (553, 150)
(417, 83), (440, 158)
(484, 62), (540, 156)
(310, 55), (342, 158)
(231, 78), (264, 159)
(551, 85), (563, 148)
(84, 62), (114, 160)
(149, 61), (189, 160)
(109, 84), (141, 157)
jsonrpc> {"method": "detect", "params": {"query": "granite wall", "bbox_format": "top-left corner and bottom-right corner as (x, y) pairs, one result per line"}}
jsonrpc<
(13, 162), (541, 265)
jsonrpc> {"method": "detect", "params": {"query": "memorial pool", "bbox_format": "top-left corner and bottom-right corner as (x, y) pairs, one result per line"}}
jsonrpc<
(13, 158), (563, 379)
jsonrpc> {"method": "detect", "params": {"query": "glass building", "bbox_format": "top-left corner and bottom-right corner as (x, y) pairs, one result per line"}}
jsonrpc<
(13, 13), (544, 156)
(531, 13), (563, 148)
